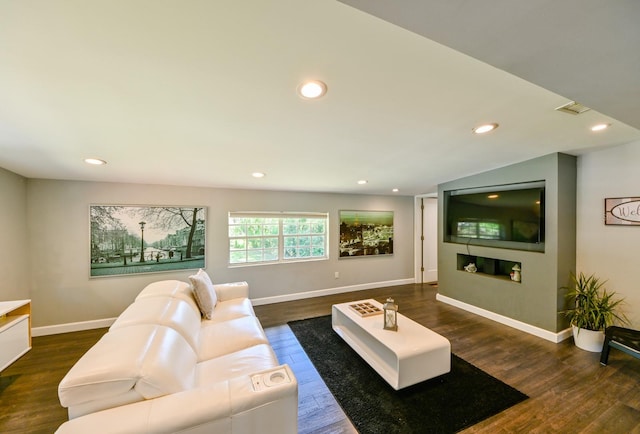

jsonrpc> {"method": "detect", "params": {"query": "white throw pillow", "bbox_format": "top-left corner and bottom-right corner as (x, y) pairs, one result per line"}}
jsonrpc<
(188, 269), (217, 319)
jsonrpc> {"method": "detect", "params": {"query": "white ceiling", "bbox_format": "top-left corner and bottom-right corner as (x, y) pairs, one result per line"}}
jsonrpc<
(1, 0), (639, 196)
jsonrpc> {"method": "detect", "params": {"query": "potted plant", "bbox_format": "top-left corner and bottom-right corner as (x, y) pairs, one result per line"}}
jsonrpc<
(563, 272), (628, 352)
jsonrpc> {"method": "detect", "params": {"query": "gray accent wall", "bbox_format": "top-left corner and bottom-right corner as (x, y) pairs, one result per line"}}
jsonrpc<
(438, 153), (576, 333)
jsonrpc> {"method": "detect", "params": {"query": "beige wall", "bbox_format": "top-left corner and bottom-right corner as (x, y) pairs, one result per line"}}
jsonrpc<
(22, 179), (414, 328)
(5, 138), (639, 332)
(577, 139), (640, 329)
(0, 167), (29, 300)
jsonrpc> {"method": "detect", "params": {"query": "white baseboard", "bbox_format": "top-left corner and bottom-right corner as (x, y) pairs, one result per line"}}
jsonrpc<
(250, 278), (415, 306)
(31, 279), (415, 336)
(436, 293), (572, 343)
(32, 318), (117, 337)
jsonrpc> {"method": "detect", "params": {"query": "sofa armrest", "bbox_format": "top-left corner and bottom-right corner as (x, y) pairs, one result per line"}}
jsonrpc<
(228, 365), (298, 434)
(55, 365), (297, 434)
(213, 281), (249, 301)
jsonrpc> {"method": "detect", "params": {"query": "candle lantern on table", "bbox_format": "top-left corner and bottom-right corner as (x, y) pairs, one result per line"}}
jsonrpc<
(383, 297), (398, 331)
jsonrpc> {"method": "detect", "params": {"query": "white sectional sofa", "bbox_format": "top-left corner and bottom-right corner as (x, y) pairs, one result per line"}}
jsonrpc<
(56, 274), (298, 434)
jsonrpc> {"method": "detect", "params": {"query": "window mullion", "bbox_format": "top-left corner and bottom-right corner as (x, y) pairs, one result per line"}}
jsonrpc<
(278, 219), (284, 262)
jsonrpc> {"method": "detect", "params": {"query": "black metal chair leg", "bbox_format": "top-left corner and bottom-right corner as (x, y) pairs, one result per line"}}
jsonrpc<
(600, 326), (640, 366)
(600, 336), (612, 366)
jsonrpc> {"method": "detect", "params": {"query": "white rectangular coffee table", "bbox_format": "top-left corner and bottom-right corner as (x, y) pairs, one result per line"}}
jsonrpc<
(332, 299), (450, 390)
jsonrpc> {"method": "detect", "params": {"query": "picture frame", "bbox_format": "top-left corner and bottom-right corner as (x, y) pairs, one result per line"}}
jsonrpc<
(604, 197), (640, 226)
(512, 220), (540, 242)
(90, 205), (206, 277)
(339, 210), (394, 258)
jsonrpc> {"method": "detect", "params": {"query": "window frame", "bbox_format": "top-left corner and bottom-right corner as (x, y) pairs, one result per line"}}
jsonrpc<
(228, 212), (329, 266)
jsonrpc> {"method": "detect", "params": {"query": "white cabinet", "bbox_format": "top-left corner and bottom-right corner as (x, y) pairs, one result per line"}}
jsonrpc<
(0, 300), (31, 372)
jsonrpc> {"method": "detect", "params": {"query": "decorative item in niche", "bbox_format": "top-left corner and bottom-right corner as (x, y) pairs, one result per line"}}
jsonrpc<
(90, 205), (206, 277)
(604, 197), (640, 225)
(464, 263), (477, 273)
(511, 264), (521, 282)
(339, 210), (394, 258)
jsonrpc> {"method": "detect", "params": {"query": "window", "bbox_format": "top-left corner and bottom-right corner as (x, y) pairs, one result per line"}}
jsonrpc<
(228, 212), (328, 265)
(456, 220), (503, 239)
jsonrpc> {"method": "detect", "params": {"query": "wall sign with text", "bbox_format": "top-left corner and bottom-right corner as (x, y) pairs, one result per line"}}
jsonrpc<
(604, 197), (640, 225)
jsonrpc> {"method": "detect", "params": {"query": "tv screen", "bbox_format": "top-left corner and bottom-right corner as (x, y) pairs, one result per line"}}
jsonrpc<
(444, 181), (545, 252)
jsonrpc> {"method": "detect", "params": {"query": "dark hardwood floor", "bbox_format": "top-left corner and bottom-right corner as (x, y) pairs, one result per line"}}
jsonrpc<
(0, 327), (108, 433)
(1, 283), (639, 433)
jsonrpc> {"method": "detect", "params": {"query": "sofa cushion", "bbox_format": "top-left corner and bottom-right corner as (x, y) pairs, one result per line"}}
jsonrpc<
(135, 279), (199, 313)
(189, 269), (218, 320)
(201, 297), (256, 324)
(134, 326), (197, 399)
(212, 281), (249, 301)
(67, 389), (143, 420)
(196, 344), (278, 386)
(110, 297), (202, 352)
(59, 325), (197, 414)
(198, 316), (269, 361)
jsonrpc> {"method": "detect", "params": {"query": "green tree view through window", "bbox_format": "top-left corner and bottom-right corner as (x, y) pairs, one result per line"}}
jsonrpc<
(229, 213), (328, 265)
(457, 220), (503, 239)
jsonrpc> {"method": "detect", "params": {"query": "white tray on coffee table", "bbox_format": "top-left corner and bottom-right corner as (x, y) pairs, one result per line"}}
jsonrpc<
(332, 298), (450, 390)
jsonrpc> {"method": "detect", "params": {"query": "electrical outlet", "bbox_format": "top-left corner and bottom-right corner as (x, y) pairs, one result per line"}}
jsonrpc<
(334, 271), (339, 279)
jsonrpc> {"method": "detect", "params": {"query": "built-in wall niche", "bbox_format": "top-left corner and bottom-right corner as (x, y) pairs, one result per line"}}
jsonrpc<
(457, 254), (521, 283)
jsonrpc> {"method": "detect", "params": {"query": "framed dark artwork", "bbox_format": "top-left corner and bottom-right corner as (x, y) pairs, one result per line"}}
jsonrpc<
(605, 197), (640, 225)
(339, 210), (394, 258)
(512, 220), (540, 242)
(90, 205), (206, 277)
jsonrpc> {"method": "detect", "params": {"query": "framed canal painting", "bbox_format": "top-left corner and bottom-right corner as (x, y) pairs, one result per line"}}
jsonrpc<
(339, 210), (394, 258)
(90, 205), (206, 277)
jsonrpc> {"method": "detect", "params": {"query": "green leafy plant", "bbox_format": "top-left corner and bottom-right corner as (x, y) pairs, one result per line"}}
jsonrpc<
(563, 272), (628, 331)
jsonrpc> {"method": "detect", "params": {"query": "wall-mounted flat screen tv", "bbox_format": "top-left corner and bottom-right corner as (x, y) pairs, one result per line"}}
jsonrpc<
(444, 181), (545, 252)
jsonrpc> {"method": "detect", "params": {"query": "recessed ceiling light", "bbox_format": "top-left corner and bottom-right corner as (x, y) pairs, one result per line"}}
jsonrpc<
(487, 194), (499, 199)
(252, 172), (266, 178)
(297, 80), (327, 99)
(472, 123), (499, 134)
(357, 180), (368, 185)
(392, 188), (399, 193)
(84, 158), (107, 165)
(591, 123), (610, 132)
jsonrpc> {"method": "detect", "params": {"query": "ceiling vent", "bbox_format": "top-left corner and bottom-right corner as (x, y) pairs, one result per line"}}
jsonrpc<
(555, 101), (591, 115)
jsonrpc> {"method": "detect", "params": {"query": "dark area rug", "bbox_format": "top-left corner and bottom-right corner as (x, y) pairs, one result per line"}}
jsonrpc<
(289, 315), (527, 434)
